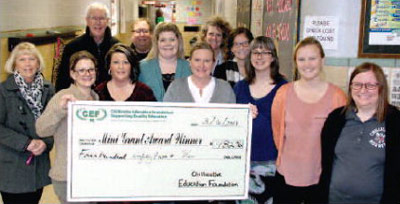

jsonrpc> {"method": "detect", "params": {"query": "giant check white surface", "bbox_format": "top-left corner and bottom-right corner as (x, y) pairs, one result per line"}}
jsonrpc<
(67, 101), (252, 202)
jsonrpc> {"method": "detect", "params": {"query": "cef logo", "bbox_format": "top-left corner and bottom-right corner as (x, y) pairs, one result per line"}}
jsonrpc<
(76, 108), (107, 122)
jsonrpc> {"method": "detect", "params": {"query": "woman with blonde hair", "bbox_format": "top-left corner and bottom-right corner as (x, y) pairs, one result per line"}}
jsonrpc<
(164, 42), (234, 103)
(139, 22), (191, 101)
(271, 37), (347, 203)
(0, 42), (54, 204)
(164, 42), (235, 204)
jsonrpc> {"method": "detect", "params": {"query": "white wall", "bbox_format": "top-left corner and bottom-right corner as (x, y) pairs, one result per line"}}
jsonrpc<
(214, 0), (237, 27)
(0, 0), (238, 33)
(299, 0), (361, 58)
(0, 0), (111, 32)
(119, 0), (138, 33)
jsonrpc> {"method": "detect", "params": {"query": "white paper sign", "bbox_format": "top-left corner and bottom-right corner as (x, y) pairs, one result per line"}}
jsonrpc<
(67, 101), (252, 202)
(304, 16), (339, 50)
(389, 68), (400, 107)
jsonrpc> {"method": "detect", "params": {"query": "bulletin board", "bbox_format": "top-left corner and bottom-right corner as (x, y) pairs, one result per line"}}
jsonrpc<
(263, 0), (300, 80)
(358, 0), (400, 58)
(175, 0), (212, 25)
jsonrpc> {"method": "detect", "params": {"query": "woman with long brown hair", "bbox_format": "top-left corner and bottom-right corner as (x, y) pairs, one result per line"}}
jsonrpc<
(234, 36), (286, 203)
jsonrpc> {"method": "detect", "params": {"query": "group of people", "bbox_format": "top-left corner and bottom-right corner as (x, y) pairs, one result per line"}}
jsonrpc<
(0, 2), (399, 204)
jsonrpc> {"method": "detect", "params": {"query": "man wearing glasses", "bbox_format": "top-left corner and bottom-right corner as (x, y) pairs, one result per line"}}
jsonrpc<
(130, 18), (153, 61)
(55, 2), (119, 92)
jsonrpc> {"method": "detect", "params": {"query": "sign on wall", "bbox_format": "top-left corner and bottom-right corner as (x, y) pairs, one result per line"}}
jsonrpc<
(303, 16), (339, 50)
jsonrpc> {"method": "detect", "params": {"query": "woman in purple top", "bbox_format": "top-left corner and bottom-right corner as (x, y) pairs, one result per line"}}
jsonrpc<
(234, 36), (286, 204)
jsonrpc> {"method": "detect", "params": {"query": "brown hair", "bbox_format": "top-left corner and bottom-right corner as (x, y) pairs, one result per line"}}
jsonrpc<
(69, 51), (97, 71)
(226, 27), (254, 60)
(200, 16), (232, 49)
(293, 37), (325, 80)
(245, 36), (284, 84)
(131, 18), (154, 33)
(105, 43), (140, 83)
(345, 62), (389, 122)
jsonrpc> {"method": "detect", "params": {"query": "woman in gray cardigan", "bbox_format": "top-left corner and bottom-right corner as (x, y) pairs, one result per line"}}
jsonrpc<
(164, 42), (235, 204)
(164, 42), (235, 103)
(0, 42), (54, 204)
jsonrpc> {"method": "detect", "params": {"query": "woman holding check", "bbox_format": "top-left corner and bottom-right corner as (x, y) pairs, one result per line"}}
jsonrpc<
(36, 51), (98, 204)
(164, 41), (235, 204)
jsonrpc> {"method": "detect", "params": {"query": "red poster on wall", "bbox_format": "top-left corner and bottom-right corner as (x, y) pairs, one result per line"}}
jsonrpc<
(262, 0), (300, 80)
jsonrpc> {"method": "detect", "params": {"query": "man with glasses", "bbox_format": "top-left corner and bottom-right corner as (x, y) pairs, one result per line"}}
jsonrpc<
(130, 18), (153, 61)
(55, 2), (119, 92)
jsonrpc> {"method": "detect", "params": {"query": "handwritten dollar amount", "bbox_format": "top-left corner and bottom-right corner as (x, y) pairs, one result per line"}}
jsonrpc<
(78, 149), (195, 162)
(211, 139), (243, 149)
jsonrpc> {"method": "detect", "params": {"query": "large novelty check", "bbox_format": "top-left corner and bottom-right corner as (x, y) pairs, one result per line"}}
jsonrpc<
(67, 101), (252, 202)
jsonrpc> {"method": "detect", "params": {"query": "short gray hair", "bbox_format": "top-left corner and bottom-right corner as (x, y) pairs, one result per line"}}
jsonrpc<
(86, 2), (110, 18)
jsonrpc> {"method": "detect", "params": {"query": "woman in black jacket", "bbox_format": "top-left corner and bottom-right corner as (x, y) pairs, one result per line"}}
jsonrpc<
(0, 42), (54, 204)
(319, 62), (400, 203)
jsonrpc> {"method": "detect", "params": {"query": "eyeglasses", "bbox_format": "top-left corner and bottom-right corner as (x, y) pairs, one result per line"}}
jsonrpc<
(133, 29), (150, 34)
(207, 32), (223, 38)
(74, 68), (96, 75)
(251, 51), (272, 57)
(88, 16), (108, 22)
(350, 82), (380, 90)
(233, 41), (249, 48)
